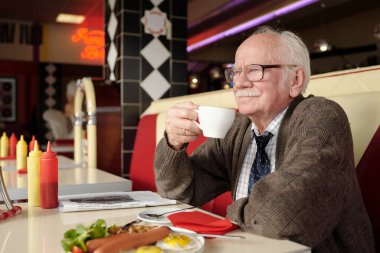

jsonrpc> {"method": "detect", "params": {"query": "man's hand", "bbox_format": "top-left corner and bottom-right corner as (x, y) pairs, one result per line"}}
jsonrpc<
(165, 101), (202, 151)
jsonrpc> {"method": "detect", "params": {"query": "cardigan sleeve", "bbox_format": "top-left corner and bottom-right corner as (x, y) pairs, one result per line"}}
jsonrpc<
(154, 130), (233, 207)
(227, 98), (354, 247)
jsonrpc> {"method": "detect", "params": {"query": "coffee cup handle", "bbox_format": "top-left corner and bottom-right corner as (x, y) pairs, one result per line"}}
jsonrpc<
(193, 110), (202, 130)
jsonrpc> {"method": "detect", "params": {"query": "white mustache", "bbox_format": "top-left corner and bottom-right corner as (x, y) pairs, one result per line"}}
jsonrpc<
(235, 89), (261, 97)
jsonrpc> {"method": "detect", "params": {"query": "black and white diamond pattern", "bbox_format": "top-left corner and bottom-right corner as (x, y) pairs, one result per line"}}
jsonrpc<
(140, 0), (172, 103)
(39, 63), (61, 141)
(107, 0), (118, 81)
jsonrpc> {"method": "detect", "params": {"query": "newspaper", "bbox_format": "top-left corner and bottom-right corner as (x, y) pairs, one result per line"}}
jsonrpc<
(58, 191), (177, 213)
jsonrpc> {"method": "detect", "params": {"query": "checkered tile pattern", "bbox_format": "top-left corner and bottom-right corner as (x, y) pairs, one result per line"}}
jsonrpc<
(39, 63), (61, 142)
(105, 0), (187, 176)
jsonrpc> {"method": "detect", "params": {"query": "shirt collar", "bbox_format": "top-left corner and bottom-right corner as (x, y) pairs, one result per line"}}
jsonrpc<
(251, 107), (288, 138)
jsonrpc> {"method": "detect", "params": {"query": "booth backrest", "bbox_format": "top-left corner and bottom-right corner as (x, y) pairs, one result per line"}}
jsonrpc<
(130, 66), (380, 242)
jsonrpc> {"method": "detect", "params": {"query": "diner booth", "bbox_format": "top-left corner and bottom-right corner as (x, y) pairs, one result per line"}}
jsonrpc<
(131, 65), (380, 250)
(1, 65), (379, 252)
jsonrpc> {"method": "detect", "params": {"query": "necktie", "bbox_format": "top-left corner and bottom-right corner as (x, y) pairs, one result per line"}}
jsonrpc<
(248, 131), (273, 195)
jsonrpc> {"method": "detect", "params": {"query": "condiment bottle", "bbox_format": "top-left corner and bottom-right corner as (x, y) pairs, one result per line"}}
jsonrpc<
(27, 140), (42, 207)
(40, 141), (58, 209)
(29, 135), (35, 153)
(16, 135), (28, 174)
(9, 133), (17, 158)
(0, 132), (9, 158)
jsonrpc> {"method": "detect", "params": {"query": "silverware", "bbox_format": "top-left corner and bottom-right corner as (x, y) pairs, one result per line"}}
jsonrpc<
(122, 219), (140, 230)
(169, 226), (245, 239)
(189, 233), (245, 240)
(145, 206), (196, 218)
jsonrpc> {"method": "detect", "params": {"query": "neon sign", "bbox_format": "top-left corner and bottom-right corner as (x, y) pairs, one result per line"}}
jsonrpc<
(71, 28), (105, 60)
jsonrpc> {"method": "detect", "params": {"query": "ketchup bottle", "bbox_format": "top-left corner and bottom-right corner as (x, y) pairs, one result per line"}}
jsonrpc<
(40, 141), (58, 208)
(9, 133), (17, 158)
(29, 135), (35, 153)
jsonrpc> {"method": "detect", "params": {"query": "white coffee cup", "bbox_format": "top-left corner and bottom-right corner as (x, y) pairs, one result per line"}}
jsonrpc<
(195, 106), (236, 139)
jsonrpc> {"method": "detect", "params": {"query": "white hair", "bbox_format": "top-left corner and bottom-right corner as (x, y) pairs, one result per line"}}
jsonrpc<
(251, 26), (311, 92)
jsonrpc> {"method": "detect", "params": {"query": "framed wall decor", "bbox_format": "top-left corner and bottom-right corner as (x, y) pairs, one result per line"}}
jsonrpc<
(0, 77), (16, 122)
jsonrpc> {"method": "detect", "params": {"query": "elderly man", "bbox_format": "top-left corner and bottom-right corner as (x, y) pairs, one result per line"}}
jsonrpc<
(154, 26), (375, 252)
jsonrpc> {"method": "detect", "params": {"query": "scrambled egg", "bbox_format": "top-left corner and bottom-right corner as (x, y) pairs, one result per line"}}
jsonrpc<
(156, 233), (200, 252)
(134, 246), (163, 253)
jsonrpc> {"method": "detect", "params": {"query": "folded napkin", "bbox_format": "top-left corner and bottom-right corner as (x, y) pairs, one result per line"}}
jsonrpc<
(167, 210), (238, 235)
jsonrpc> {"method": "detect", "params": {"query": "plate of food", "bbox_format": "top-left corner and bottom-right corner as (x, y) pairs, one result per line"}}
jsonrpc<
(131, 231), (205, 253)
(137, 207), (187, 224)
(61, 219), (204, 253)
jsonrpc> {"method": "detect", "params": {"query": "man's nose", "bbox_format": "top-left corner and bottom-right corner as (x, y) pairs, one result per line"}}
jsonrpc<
(234, 72), (250, 87)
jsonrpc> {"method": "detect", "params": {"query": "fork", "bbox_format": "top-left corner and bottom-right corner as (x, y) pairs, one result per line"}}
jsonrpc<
(145, 206), (197, 218)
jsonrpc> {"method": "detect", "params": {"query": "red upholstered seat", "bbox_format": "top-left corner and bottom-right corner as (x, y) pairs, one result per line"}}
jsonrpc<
(130, 115), (233, 217)
(356, 125), (380, 252)
(129, 114), (158, 192)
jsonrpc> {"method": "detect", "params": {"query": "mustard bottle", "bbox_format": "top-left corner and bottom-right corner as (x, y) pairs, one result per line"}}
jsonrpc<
(0, 132), (9, 158)
(17, 135), (28, 173)
(27, 140), (42, 207)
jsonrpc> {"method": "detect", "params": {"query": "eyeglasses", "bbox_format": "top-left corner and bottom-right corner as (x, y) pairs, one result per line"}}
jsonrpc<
(224, 64), (297, 83)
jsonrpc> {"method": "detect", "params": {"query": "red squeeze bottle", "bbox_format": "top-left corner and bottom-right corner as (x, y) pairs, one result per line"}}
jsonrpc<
(29, 135), (35, 152)
(40, 141), (58, 208)
(9, 133), (17, 158)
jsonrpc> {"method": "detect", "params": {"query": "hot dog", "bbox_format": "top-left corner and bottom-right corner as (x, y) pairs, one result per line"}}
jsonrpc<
(86, 226), (170, 253)
(86, 233), (131, 253)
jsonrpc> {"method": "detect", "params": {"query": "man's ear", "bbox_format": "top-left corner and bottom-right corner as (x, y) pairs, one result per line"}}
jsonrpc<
(289, 67), (305, 98)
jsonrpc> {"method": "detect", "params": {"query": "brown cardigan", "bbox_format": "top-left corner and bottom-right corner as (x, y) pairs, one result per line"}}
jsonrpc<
(154, 95), (375, 252)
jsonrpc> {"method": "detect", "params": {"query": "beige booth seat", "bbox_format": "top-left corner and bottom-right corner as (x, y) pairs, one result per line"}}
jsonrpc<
(134, 66), (380, 247)
(146, 65), (380, 166)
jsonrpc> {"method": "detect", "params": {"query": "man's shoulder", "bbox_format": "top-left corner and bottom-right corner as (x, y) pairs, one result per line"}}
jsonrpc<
(298, 95), (343, 112)
(291, 95), (348, 124)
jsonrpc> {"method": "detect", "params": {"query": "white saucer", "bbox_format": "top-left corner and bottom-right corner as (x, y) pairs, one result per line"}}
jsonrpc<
(137, 207), (184, 224)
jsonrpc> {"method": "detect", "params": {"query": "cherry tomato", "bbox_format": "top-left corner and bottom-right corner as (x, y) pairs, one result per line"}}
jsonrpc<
(71, 245), (85, 253)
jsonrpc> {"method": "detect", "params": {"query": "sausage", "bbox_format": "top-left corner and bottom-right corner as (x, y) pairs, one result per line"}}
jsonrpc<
(87, 226), (170, 253)
(86, 233), (132, 253)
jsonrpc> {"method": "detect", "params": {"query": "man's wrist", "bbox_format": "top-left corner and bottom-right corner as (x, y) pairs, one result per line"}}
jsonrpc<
(164, 131), (188, 151)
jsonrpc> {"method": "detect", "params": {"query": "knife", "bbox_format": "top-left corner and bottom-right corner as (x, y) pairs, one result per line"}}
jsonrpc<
(169, 226), (245, 240)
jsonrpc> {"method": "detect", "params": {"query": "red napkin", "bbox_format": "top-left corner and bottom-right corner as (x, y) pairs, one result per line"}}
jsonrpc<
(167, 210), (238, 235)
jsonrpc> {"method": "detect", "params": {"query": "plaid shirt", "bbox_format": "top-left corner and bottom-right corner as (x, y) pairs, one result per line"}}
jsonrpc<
(235, 108), (288, 200)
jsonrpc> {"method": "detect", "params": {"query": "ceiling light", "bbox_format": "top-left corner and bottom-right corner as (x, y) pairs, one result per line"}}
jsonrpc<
(187, 0), (319, 52)
(56, 13), (85, 24)
(189, 74), (200, 89)
(313, 39), (332, 52)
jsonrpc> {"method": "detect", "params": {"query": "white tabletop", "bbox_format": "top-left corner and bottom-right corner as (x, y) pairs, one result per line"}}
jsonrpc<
(0, 203), (311, 253)
(0, 156), (132, 200)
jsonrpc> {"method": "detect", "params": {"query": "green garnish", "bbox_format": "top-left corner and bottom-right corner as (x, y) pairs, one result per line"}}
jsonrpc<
(61, 219), (109, 252)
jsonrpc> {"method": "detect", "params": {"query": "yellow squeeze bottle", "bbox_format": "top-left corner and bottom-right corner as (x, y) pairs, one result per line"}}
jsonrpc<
(27, 140), (42, 206)
(17, 135), (28, 173)
(0, 132), (9, 157)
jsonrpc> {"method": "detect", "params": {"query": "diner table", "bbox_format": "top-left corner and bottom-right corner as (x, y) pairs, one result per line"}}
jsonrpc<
(0, 155), (132, 200)
(0, 202), (311, 253)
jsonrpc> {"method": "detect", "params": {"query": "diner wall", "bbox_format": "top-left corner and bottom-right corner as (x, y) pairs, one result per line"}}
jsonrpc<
(0, 20), (104, 66)
(0, 60), (39, 139)
(0, 60), (102, 140)
(104, 0), (188, 176)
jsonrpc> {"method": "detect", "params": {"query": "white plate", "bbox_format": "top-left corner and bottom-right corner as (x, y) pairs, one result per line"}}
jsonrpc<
(124, 229), (205, 253)
(137, 207), (185, 224)
(156, 231), (205, 253)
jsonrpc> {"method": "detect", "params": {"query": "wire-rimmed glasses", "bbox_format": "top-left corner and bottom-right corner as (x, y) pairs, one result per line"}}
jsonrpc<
(224, 64), (297, 83)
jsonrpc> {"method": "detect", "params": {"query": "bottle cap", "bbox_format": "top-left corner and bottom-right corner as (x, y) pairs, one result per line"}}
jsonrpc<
(42, 141), (57, 159)
(29, 140), (42, 158)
